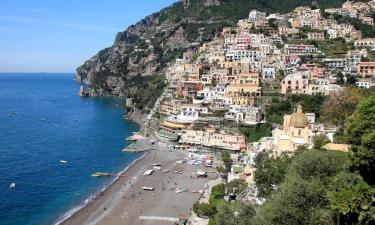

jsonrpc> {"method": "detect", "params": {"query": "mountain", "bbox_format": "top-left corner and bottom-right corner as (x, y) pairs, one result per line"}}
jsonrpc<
(75, 0), (345, 111)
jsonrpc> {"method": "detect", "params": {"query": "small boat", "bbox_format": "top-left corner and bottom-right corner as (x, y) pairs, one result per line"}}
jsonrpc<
(60, 160), (68, 164)
(151, 163), (161, 167)
(175, 188), (185, 194)
(9, 183), (16, 189)
(142, 170), (154, 176)
(142, 186), (155, 191)
(91, 172), (110, 177)
(162, 169), (169, 173)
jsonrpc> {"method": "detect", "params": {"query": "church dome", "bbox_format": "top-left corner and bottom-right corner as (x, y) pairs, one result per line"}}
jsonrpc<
(290, 105), (309, 128)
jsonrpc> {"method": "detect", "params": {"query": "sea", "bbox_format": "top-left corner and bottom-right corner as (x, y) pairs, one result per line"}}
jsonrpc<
(0, 73), (141, 225)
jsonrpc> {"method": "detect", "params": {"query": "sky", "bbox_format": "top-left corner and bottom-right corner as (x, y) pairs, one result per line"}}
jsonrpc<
(0, 0), (177, 73)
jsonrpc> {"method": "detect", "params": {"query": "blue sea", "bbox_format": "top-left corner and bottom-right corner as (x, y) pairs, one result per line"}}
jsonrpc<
(0, 73), (141, 225)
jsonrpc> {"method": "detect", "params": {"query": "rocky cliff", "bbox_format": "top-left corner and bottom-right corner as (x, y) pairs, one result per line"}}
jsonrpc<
(76, 0), (345, 110)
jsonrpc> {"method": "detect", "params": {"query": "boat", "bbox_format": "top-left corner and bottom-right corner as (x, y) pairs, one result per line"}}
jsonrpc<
(9, 183), (16, 189)
(142, 169), (154, 176)
(60, 160), (68, 164)
(142, 186), (155, 191)
(162, 169), (169, 173)
(91, 172), (110, 177)
(175, 188), (185, 193)
(153, 166), (162, 170)
(151, 163), (161, 166)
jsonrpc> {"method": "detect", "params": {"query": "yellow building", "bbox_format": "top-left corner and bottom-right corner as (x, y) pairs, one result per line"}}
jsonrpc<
(274, 105), (310, 153)
(225, 72), (262, 106)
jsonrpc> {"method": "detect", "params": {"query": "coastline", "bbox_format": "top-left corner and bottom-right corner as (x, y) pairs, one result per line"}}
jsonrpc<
(54, 108), (149, 225)
(59, 147), (213, 225)
(54, 150), (148, 225)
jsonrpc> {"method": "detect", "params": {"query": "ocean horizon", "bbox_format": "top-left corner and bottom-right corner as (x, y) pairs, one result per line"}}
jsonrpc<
(0, 73), (141, 225)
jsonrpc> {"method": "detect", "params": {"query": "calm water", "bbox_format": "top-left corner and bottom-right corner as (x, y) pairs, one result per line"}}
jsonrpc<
(0, 73), (140, 225)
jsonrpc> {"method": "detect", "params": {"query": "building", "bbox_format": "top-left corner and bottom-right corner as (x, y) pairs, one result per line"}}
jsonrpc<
(356, 78), (374, 89)
(249, 10), (267, 21)
(225, 50), (263, 61)
(180, 127), (246, 151)
(359, 62), (375, 78)
(281, 72), (309, 94)
(224, 105), (264, 125)
(273, 105), (312, 153)
(225, 72), (262, 105)
(307, 32), (325, 40)
(160, 99), (184, 116)
(284, 44), (319, 55)
(324, 58), (347, 69)
(354, 38), (375, 48)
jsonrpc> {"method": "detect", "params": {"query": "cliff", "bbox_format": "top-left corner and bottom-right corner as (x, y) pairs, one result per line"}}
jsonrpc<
(76, 0), (345, 111)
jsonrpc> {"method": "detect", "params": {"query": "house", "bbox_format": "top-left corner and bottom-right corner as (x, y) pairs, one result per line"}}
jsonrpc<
(281, 71), (309, 94)
(225, 72), (262, 105)
(354, 38), (375, 48)
(356, 78), (374, 88)
(249, 10), (267, 21)
(324, 58), (347, 69)
(284, 44), (319, 55)
(359, 62), (375, 78)
(225, 50), (263, 61)
(307, 32), (325, 40)
(180, 127), (246, 151)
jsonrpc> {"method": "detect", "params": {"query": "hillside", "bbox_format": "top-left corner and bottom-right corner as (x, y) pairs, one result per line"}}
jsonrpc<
(76, 0), (345, 110)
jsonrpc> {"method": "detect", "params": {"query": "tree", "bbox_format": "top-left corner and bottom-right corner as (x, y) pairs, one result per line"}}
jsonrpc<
(193, 203), (217, 218)
(254, 151), (291, 198)
(216, 202), (255, 225)
(337, 71), (345, 85)
(328, 172), (375, 225)
(345, 95), (375, 185)
(321, 87), (365, 130)
(221, 151), (232, 173)
(313, 134), (331, 149)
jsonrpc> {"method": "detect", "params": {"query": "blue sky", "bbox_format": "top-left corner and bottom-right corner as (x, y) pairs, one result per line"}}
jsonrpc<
(0, 0), (176, 73)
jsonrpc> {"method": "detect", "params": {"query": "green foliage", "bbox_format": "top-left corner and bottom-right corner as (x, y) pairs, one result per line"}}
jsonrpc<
(254, 151), (292, 198)
(193, 203), (217, 218)
(253, 150), (349, 225)
(345, 95), (375, 185)
(332, 14), (375, 38)
(265, 94), (326, 124)
(316, 38), (351, 57)
(313, 134), (331, 149)
(321, 87), (368, 130)
(125, 75), (166, 111)
(239, 123), (272, 143)
(216, 202), (255, 225)
(210, 184), (226, 202)
(328, 172), (375, 225)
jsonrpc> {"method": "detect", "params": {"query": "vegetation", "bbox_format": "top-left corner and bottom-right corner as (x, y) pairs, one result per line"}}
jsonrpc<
(265, 94), (326, 124)
(321, 87), (372, 130)
(124, 75), (166, 111)
(252, 94), (375, 225)
(331, 14), (375, 38)
(254, 151), (291, 198)
(239, 123), (272, 143)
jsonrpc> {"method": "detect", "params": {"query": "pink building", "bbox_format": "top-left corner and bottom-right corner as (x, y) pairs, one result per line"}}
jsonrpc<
(301, 64), (325, 79)
(281, 71), (309, 94)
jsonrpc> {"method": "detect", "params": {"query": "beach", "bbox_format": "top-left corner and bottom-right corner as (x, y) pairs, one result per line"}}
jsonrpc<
(60, 141), (216, 225)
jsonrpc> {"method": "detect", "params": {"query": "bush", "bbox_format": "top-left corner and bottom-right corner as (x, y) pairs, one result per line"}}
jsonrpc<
(193, 203), (217, 218)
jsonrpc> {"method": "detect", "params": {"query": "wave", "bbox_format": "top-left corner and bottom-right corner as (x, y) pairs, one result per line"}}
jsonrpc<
(53, 152), (147, 225)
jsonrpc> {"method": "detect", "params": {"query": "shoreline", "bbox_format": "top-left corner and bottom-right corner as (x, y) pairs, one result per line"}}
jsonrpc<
(54, 149), (148, 225)
(55, 109), (149, 225)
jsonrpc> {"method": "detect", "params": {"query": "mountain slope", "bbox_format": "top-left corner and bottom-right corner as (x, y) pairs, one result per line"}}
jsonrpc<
(76, 0), (345, 110)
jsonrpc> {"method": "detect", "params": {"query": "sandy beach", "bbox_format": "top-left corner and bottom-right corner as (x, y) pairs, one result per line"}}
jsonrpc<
(60, 143), (216, 225)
